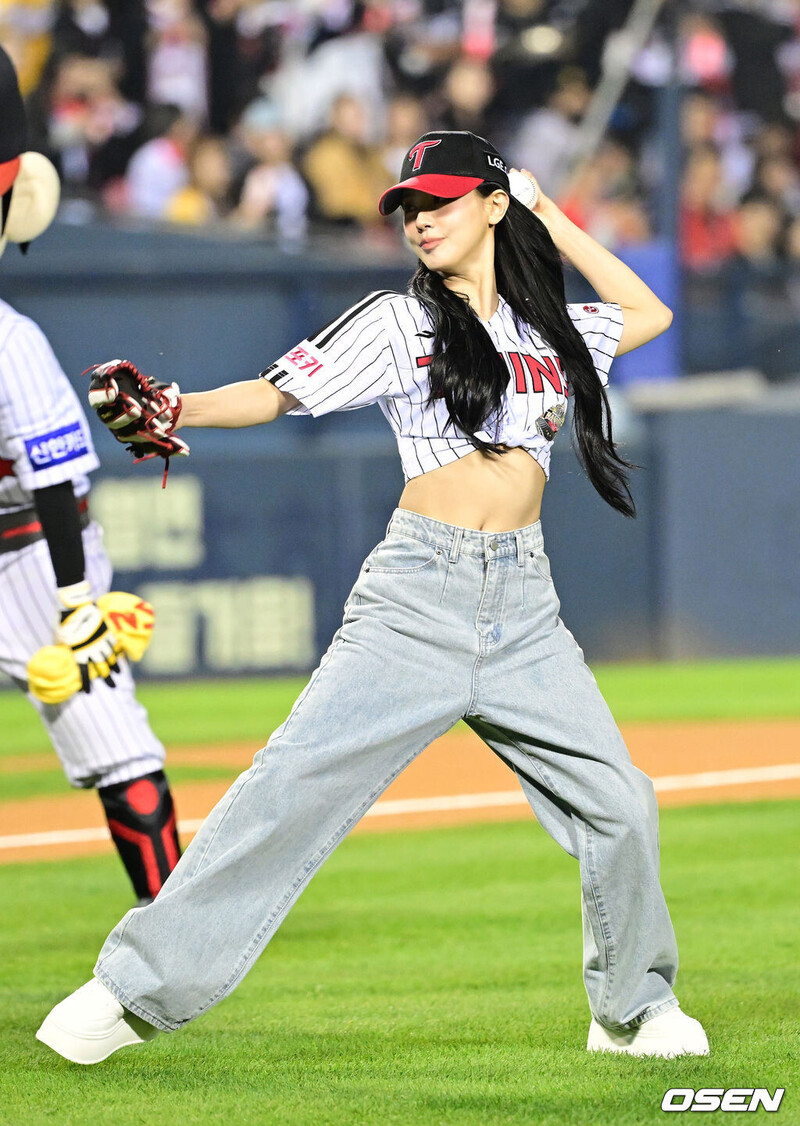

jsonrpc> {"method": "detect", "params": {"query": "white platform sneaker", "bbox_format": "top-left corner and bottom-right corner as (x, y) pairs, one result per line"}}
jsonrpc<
(587, 1007), (710, 1058)
(36, 978), (159, 1064)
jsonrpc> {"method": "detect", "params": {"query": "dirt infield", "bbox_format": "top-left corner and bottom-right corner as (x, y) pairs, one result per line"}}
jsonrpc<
(1, 718), (799, 864)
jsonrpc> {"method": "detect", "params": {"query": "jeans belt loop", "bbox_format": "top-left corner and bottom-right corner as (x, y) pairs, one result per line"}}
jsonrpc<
(449, 526), (463, 564)
(515, 532), (525, 567)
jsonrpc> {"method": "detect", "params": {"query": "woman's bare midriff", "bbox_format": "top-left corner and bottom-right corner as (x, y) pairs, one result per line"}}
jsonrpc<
(398, 447), (546, 532)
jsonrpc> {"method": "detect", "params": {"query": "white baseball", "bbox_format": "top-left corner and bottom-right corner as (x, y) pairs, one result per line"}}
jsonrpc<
(509, 169), (538, 209)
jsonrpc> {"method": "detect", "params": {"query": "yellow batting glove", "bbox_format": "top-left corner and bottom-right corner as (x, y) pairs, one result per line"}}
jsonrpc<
(97, 592), (155, 662)
(56, 580), (120, 691)
(27, 645), (83, 705)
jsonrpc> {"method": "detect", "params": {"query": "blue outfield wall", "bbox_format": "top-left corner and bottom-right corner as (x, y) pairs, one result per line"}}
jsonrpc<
(83, 402), (800, 677)
(0, 223), (678, 389)
(1, 224), (798, 675)
(86, 437), (656, 677)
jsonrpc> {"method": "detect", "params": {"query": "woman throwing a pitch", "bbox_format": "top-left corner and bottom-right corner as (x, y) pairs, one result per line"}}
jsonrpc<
(38, 131), (709, 1061)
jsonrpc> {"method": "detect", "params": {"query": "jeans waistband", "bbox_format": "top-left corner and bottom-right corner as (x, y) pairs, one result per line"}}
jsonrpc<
(387, 507), (544, 563)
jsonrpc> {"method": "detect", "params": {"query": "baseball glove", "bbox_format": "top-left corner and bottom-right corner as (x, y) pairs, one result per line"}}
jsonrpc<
(85, 359), (189, 467)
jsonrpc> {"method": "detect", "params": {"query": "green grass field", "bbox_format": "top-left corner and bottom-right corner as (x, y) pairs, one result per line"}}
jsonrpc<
(2, 658), (798, 806)
(3, 657), (800, 803)
(2, 805), (799, 1126)
(2, 658), (799, 1123)
(3, 655), (800, 772)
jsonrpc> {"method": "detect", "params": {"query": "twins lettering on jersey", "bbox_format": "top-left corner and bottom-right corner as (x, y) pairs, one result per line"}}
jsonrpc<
(416, 351), (567, 396)
(508, 353), (565, 395)
(24, 420), (89, 469)
(264, 290), (623, 482)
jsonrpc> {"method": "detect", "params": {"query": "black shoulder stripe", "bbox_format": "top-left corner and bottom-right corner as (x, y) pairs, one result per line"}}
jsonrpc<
(310, 290), (395, 350)
(259, 362), (287, 385)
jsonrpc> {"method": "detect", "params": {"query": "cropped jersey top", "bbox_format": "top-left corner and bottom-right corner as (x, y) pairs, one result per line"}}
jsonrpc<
(262, 289), (624, 482)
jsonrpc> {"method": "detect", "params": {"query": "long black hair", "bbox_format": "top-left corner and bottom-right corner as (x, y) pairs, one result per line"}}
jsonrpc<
(409, 187), (636, 517)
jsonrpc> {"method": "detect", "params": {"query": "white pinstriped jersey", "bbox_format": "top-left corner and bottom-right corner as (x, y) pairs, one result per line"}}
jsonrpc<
(263, 290), (624, 481)
(0, 298), (98, 512)
(0, 298), (164, 789)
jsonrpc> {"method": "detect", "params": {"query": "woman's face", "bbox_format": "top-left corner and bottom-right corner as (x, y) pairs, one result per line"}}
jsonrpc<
(401, 188), (507, 275)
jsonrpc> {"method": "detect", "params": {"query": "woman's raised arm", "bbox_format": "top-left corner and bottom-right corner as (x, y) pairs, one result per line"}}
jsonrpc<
(519, 170), (673, 356)
(179, 378), (300, 429)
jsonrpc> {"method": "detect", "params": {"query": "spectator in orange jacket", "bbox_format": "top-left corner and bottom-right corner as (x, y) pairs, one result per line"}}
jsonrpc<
(302, 93), (393, 227)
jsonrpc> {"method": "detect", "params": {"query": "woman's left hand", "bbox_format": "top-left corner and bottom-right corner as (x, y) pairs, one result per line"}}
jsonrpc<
(508, 170), (672, 354)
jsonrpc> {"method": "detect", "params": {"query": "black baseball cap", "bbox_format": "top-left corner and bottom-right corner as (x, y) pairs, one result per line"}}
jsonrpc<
(378, 130), (510, 216)
(0, 46), (27, 195)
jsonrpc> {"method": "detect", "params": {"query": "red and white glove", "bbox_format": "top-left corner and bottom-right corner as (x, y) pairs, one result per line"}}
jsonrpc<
(85, 359), (189, 464)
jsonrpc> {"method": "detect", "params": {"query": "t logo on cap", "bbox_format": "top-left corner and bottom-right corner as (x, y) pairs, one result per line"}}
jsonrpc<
(408, 139), (443, 172)
(378, 130), (511, 216)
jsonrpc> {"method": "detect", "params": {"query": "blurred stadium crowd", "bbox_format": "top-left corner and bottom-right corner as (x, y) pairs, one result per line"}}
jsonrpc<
(2, 0), (800, 272)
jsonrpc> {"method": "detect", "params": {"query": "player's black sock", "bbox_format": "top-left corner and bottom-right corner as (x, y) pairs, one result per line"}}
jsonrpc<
(97, 770), (181, 902)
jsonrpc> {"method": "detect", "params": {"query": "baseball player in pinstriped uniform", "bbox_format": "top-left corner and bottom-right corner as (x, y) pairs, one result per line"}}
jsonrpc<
(0, 46), (180, 905)
(40, 131), (709, 1061)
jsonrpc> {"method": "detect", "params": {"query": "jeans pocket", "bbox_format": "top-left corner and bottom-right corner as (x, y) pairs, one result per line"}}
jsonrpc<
(531, 548), (554, 583)
(363, 536), (443, 575)
(342, 587), (363, 618)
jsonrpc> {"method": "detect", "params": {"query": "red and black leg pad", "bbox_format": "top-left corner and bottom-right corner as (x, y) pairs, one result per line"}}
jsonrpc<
(98, 770), (181, 902)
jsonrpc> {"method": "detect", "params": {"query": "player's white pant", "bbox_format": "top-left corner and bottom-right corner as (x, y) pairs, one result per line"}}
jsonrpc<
(0, 520), (165, 788)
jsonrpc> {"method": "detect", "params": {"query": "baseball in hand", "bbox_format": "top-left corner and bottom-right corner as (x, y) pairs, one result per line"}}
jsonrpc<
(509, 169), (539, 209)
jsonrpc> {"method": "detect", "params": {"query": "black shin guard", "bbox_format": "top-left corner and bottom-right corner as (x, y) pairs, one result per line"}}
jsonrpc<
(98, 770), (181, 902)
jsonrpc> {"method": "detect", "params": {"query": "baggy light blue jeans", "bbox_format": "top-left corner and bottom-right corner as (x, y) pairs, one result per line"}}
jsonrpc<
(95, 509), (680, 1033)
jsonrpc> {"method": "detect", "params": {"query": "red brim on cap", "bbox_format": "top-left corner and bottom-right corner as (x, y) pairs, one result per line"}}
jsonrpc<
(378, 173), (485, 216)
(0, 156), (21, 196)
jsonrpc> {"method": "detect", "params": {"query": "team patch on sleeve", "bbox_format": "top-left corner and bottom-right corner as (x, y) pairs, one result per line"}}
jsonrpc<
(282, 342), (326, 378)
(24, 420), (90, 469)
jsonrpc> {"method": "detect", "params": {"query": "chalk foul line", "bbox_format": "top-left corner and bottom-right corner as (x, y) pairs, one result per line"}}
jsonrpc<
(1, 763), (799, 851)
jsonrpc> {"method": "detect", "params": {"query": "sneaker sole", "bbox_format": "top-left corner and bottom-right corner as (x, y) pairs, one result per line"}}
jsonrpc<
(587, 1019), (710, 1058)
(36, 1012), (158, 1064)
